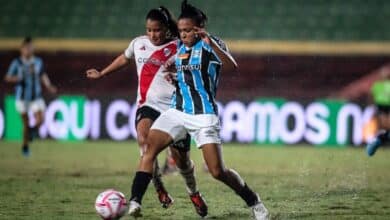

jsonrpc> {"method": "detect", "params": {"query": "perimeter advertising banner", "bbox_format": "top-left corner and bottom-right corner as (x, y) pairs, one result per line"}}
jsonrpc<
(0, 95), (377, 146)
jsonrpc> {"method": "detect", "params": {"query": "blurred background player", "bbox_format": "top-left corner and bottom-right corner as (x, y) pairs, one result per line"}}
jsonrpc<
(367, 68), (390, 156)
(3, 37), (57, 156)
(85, 6), (208, 216)
(127, 1), (268, 219)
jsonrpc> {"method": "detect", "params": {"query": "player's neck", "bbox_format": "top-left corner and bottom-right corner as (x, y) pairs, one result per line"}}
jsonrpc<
(21, 55), (34, 63)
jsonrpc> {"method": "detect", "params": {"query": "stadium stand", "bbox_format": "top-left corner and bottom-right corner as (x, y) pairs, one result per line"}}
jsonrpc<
(0, 0), (389, 40)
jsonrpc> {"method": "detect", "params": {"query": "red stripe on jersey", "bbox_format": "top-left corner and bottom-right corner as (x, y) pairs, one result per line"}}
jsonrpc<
(139, 42), (177, 105)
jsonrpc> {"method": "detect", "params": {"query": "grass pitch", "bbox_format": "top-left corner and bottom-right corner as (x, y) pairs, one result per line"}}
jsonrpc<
(0, 141), (389, 220)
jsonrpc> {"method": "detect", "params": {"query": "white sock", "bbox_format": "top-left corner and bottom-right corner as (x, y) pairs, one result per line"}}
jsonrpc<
(179, 160), (198, 194)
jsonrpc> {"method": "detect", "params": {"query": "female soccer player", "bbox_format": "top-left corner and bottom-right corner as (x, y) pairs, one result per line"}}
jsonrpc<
(128, 1), (269, 219)
(366, 69), (390, 156)
(85, 6), (207, 217)
(4, 37), (57, 157)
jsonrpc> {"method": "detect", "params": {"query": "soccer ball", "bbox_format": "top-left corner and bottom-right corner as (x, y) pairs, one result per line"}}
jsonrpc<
(95, 189), (128, 220)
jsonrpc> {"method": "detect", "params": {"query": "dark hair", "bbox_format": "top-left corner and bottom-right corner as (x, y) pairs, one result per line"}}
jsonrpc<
(178, 0), (207, 27)
(146, 6), (178, 38)
(22, 36), (32, 45)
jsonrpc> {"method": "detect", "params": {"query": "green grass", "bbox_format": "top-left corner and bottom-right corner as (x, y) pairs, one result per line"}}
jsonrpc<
(0, 141), (390, 220)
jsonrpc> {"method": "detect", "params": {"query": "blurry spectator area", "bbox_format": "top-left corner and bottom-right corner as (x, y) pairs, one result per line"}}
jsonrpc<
(335, 63), (390, 101)
(1, 51), (389, 103)
(1, 0), (389, 104)
(0, 0), (389, 41)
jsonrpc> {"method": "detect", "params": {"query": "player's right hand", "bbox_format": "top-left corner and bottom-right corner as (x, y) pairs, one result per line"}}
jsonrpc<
(164, 72), (177, 85)
(86, 69), (102, 79)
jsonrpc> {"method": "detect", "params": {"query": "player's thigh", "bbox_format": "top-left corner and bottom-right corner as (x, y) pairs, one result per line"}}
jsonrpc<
(136, 118), (154, 147)
(185, 114), (221, 148)
(19, 113), (29, 126)
(135, 106), (161, 147)
(377, 113), (389, 129)
(139, 129), (173, 172)
(34, 110), (44, 123)
(201, 143), (226, 178)
(385, 113), (390, 129)
(169, 146), (190, 169)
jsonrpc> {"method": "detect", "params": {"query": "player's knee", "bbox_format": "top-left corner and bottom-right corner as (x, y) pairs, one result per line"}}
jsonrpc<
(137, 134), (147, 147)
(209, 167), (225, 181)
(142, 150), (157, 165)
(175, 158), (190, 170)
(36, 117), (44, 126)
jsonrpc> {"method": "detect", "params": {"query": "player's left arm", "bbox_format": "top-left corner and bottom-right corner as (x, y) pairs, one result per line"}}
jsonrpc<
(41, 73), (57, 94)
(194, 27), (238, 71)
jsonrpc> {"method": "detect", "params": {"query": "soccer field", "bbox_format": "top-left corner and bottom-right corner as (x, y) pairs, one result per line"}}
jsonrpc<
(0, 141), (389, 220)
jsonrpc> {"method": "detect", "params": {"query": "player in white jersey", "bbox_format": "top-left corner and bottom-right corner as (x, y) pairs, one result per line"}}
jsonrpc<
(85, 6), (208, 217)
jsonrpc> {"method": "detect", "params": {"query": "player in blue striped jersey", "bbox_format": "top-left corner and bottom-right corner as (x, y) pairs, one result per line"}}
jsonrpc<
(128, 1), (269, 219)
(4, 37), (57, 156)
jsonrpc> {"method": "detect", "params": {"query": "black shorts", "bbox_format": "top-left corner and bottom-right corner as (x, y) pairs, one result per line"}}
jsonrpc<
(135, 106), (161, 127)
(377, 105), (390, 115)
(135, 106), (191, 152)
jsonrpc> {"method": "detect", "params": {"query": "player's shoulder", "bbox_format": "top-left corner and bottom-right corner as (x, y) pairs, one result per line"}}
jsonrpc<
(34, 56), (43, 63)
(200, 40), (213, 52)
(11, 57), (22, 65)
(131, 35), (150, 44)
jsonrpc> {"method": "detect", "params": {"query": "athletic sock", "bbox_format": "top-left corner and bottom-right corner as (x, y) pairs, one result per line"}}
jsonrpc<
(22, 144), (29, 150)
(130, 171), (153, 204)
(235, 183), (259, 207)
(179, 160), (198, 194)
(152, 159), (165, 191)
(377, 130), (389, 142)
(228, 169), (259, 207)
(385, 130), (390, 141)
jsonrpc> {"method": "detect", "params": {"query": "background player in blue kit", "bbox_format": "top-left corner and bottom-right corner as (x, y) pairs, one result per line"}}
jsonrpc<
(4, 37), (57, 156)
(128, 1), (269, 219)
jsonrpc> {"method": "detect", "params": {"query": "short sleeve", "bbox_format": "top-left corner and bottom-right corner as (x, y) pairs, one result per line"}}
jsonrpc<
(7, 59), (19, 76)
(36, 58), (45, 76)
(210, 35), (229, 54)
(124, 39), (136, 59)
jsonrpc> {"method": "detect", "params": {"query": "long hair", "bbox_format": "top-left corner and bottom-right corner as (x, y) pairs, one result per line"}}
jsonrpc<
(146, 6), (178, 38)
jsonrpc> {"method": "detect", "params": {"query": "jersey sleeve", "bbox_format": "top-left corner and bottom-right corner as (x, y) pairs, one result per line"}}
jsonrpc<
(124, 39), (136, 59)
(210, 35), (230, 54)
(37, 58), (45, 76)
(6, 59), (19, 76)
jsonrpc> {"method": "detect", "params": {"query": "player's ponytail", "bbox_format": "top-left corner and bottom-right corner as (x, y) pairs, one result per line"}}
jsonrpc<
(146, 6), (178, 38)
(179, 0), (207, 27)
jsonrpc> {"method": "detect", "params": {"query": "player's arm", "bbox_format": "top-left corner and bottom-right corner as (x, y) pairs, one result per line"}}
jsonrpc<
(41, 73), (57, 94)
(4, 75), (21, 83)
(194, 27), (238, 71)
(4, 60), (22, 83)
(86, 54), (130, 79)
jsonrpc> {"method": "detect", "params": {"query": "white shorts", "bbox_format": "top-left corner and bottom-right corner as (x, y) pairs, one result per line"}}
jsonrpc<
(151, 108), (221, 148)
(16, 98), (46, 114)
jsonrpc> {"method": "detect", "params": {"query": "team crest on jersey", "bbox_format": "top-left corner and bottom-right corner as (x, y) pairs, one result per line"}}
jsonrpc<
(163, 48), (171, 57)
(178, 53), (189, 59)
(192, 50), (201, 58)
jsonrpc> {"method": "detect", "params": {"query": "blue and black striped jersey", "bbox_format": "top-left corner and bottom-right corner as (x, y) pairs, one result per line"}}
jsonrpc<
(7, 57), (44, 101)
(173, 39), (222, 115)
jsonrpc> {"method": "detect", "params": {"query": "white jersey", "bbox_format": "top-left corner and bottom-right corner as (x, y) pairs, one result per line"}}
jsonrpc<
(125, 36), (177, 112)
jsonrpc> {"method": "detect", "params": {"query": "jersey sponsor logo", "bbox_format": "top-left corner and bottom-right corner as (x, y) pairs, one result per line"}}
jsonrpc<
(139, 45), (146, 50)
(137, 57), (165, 66)
(178, 53), (190, 59)
(177, 64), (201, 71)
(163, 48), (172, 57)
